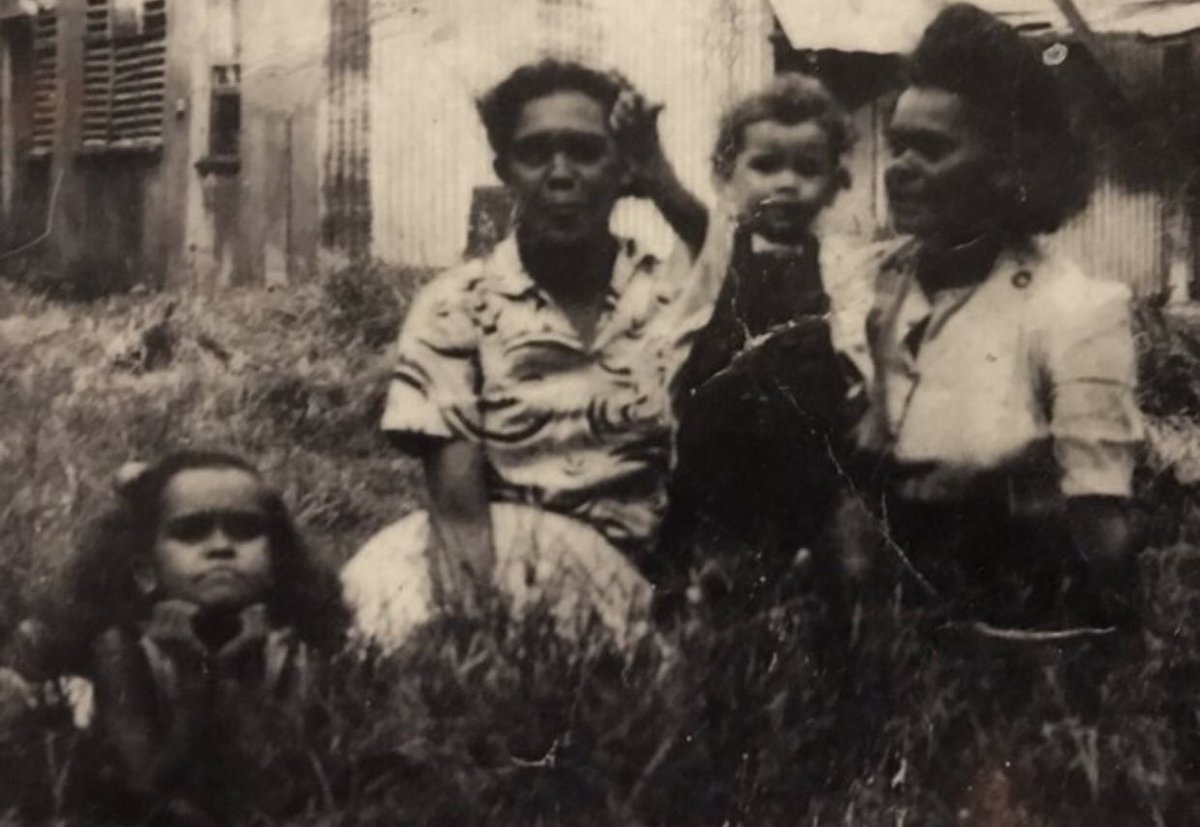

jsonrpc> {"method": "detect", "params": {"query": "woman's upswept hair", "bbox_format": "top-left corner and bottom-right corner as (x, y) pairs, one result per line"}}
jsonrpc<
(908, 2), (1094, 236)
(42, 451), (347, 672)
(712, 73), (855, 181)
(477, 58), (624, 158)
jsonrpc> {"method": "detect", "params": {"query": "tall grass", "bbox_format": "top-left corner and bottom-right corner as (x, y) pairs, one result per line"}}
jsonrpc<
(0, 275), (1198, 824)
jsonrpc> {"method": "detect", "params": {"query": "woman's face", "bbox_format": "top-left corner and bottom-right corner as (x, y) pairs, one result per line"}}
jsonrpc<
(885, 86), (1003, 242)
(498, 90), (626, 246)
(151, 468), (273, 610)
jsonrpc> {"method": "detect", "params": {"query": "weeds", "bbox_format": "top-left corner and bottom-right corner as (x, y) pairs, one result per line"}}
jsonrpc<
(0, 281), (1197, 824)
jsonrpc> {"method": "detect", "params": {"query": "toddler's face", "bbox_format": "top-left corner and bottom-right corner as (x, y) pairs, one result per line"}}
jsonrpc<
(723, 119), (840, 244)
(152, 468), (272, 611)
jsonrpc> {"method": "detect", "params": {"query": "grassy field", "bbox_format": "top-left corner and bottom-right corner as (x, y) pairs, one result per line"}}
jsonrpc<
(0, 268), (1199, 824)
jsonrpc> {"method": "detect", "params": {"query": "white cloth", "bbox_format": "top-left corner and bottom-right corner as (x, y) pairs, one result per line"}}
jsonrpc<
(341, 503), (654, 653)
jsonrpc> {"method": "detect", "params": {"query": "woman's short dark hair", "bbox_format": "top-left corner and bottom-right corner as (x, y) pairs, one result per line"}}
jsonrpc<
(712, 73), (855, 180)
(39, 451), (347, 673)
(908, 2), (1094, 236)
(477, 59), (624, 158)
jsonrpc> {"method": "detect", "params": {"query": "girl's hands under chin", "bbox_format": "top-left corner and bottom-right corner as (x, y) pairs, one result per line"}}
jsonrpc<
(213, 603), (271, 669)
(144, 599), (206, 656)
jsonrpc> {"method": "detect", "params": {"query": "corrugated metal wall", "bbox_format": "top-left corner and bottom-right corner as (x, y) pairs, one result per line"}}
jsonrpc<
(323, 0), (371, 262)
(1048, 174), (1166, 293)
(365, 0), (773, 268)
(1047, 35), (1169, 293)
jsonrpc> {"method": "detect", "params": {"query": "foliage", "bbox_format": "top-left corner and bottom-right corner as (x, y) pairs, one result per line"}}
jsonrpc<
(322, 258), (430, 351)
(0, 283), (1198, 824)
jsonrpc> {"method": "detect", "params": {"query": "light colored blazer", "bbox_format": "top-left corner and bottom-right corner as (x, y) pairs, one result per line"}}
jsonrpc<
(854, 237), (1143, 503)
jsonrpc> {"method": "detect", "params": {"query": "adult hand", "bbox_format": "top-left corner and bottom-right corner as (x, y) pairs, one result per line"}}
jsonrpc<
(215, 604), (270, 671)
(608, 73), (708, 256)
(144, 599), (207, 659)
(142, 600), (214, 706)
(608, 77), (668, 197)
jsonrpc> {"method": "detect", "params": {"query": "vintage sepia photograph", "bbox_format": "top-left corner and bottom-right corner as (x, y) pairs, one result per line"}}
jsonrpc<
(1, 0), (1198, 823)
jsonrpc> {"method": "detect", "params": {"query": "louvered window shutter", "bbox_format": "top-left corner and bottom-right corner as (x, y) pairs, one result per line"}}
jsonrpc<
(28, 5), (56, 158)
(82, 0), (166, 152)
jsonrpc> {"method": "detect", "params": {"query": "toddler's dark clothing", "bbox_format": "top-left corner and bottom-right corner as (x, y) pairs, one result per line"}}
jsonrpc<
(654, 230), (858, 612)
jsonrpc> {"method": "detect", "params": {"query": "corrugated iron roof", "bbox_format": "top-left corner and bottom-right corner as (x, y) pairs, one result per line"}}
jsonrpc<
(771, 0), (1200, 53)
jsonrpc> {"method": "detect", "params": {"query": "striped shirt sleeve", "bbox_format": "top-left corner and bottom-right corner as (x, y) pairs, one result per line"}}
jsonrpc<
(381, 265), (482, 442)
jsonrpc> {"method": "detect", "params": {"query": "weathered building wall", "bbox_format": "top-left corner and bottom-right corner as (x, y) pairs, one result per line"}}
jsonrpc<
(321, 0), (370, 265)
(161, 0), (209, 288)
(178, 0), (327, 289)
(0, 7), (54, 251)
(238, 0), (327, 284)
(3, 0), (328, 290)
(37, 0), (182, 287)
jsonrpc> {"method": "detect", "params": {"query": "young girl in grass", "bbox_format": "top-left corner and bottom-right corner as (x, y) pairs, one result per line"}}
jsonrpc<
(14, 451), (347, 824)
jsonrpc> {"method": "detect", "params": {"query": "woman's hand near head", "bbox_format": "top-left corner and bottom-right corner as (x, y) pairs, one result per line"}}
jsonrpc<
(607, 76), (708, 258)
(608, 81), (666, 183)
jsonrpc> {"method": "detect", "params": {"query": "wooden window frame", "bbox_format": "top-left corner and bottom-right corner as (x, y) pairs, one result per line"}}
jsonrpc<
(80, 0), (166, 156)
(195, 61), (239, 175)
(25, 3), (55, 160)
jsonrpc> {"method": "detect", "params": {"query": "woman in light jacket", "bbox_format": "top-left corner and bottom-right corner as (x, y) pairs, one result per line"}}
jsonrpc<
(845, 3), (1143, 629)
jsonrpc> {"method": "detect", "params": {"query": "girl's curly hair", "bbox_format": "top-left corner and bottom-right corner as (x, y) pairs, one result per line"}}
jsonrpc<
(907, 3), (1094, 237)
(36, 451), (348, 674)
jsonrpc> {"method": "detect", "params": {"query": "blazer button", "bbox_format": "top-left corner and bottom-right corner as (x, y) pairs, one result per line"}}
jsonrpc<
(1012, 270), (1032, 288)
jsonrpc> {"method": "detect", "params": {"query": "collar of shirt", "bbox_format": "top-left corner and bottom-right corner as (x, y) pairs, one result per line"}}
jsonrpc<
(884, 239), (1038, 360)
(487, 234), (656, 350)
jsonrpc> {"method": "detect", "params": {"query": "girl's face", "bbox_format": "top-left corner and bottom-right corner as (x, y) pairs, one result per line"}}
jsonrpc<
(150, 467), (272, 610)
(723, 119), (841, 244)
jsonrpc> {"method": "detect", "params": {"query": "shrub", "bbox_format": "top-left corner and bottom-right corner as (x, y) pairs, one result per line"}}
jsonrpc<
(1, 282), (1199, 824)
(322, 259), (431, 350)
(2, 250), (142, 303)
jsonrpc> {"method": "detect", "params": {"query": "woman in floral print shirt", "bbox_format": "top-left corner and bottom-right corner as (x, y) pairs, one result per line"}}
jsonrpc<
(343, 60), (717, 648)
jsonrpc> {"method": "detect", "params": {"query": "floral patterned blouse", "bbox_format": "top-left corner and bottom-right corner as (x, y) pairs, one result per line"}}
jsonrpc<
(382, 234), (723, 557)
